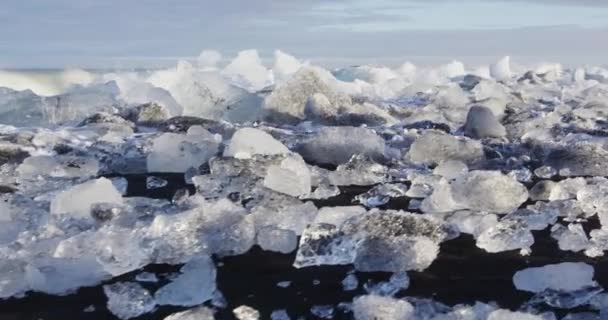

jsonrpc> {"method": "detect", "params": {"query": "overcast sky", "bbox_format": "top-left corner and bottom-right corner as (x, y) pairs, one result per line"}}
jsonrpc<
(1, 0), (607, 68)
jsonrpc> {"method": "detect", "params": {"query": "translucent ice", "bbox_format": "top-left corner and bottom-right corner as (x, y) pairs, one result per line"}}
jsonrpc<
(233, 305), (260, 320)
(263, 154), (311, 197)
(223, 127), (290, 158)
(476, 219), (534, 253)
(50, 177), (123, 219)
(487, 309), (542, 320)
(407, 131), (484, 166)
(513, 262), (597, 293)
(464, 105), (506, 139)
(155, 256), (217, 307)
(257, 226), (298, 253)
(352, 295), (414, 320)
(164, 306), (215, 320)
(298, 126), (385, 166)
(103, 282), (156, 320)
(147, 132), (220, 173)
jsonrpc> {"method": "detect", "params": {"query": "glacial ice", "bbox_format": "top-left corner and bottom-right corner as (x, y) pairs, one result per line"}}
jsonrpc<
(513, 263), (597, 293)
(352, 295), (414, 320)
(2, 52), (608, 319)
(154, 256), (216, 307)
(103, 282), (156, 320)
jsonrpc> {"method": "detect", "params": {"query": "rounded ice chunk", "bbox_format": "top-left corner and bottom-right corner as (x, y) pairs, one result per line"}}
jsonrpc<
(223, 127), (290, 158)
(352, 295), (414, 320)
(407, 131), (484, 166)
(50, 177), (123, 219)
(464, 105), (506, 139)
(298, 126), (385, 166)
(451, 171), (528, 213)
(513, 262), (596, 293)
(490, 56), (512, 82)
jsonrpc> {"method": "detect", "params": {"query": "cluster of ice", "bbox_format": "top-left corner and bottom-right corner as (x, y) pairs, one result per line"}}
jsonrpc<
(3, 51), (608, 318)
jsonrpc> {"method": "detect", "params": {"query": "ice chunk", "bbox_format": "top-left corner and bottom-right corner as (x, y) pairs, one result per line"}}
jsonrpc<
(308, 183), (341, 199)
(147, 199), (255, 263)
(342, 273), (359, 291)
(433, 160), (468, 180)
(146, 176), (168, 189)
(50, 177), (123, 219)
(257, 226), (298, 253)
(135, 272), (158, 283)
(164, 306), (215, 320)
(513, 262), (597, 293)
(273, 50), (302, 83)
(525, 286), (603, 309)
(551, 224), (589, 252)
(422, 171), (528, 214)
(122, 102), (170, 125)
(364, 272), (410, 296)
(487, 309), (542, 320)
(110, 177), (128, 195)
(546, 142), (608, 177)
(314, 206), (367, 227)
(352, 295), (414, 320)
(198, 50), (222, 69)
(223, 50), (270, 92)
(476, 219), (534, 253)
(270, 309), (291, 320)
(263, 154), (311, 197)
(298, 127), (385, 166)
(223, 127), (290, 158)
(295, 210), (447, 272)
(17, 155), (99, 179)
(328, 155), (388, 186)
(233, 305), (260, 320)
(446, 210), (499, 237)
(147, 132), (220, 173)
(354, 183), (408, 208)
(263, 67), (349, 122)
(464, 105), (506, 139)
(490, 56), (512, 81)
(407, 131), (484, 166)
(311, 305), (334, 319)
(103, 282), (156, 320)
(155, 256), (216, 306)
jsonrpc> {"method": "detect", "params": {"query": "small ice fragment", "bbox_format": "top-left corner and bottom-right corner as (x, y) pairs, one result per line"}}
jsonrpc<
(354, 183), (408, 208)
(342, 274), (359, 291)
(487, 309), (542, 320)
(308, 183), (340, 199)
(276, 281), (291, 288)
(84, 305), (95, 312)
(270, 309), (290, 320)
(534, 166), (557, 179)
(364, 272), (410, 297)
(311, 305), (334, 319)
(257, 226), (298, 254)
(551, 224), (589, 252)
(513, 262), (597, 293)
(135, 272), (158, 283)
(233, 305), (260, 320)
(313, 279), (321, 285)
(146, 176), (168, 189)
(154, 256), (217, 307)
(353, 295), (414, 320)
(526, 286), (603, 309)
(163, 306), (215, 320)
(103, 282), (156, 320)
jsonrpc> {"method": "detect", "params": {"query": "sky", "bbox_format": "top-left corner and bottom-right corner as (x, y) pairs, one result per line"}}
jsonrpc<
(1, 0), (608, 68)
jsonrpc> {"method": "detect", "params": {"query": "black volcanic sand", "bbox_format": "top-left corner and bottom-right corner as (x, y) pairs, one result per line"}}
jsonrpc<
(0, 173), (606, 320)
